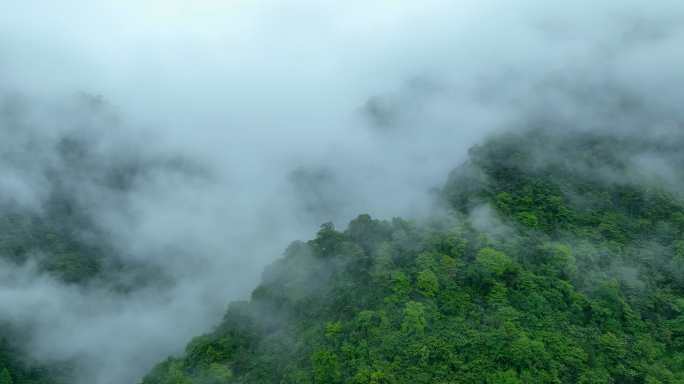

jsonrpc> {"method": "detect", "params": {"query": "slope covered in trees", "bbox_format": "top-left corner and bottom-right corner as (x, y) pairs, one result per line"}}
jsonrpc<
(140, 125), (684, 384)
(0, 94), (195, 384)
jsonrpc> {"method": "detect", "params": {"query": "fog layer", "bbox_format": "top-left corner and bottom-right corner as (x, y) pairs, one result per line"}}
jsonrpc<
(0, 0), (683, 383)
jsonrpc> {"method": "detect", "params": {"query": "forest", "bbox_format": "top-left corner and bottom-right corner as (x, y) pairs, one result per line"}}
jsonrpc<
(136, 125), (684, 383)
(4, 0), (684, 382)
(2, 116), (684, 383)
(0, 94), (181, 384)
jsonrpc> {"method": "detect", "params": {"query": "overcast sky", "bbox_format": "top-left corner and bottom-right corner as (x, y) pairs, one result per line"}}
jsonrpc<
(1, 1), (683, 383)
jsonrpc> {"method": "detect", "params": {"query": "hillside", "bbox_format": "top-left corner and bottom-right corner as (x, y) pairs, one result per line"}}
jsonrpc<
(139, 125), (684, 384)
(0, 94), (192, 384)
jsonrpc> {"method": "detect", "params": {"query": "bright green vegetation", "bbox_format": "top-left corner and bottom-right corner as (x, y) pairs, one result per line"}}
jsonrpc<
(141, 126), (684, 384)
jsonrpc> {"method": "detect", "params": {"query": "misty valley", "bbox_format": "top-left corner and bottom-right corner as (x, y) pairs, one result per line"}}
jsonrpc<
(2, 1), (684, 383)
(2, 91), (684, 383)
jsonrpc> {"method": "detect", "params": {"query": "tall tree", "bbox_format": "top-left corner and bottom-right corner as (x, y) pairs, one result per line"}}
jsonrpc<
(0, 368), (13, 384)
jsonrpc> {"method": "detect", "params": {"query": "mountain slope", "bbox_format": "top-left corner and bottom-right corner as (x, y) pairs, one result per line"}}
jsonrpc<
(0, 93), (198, 384)
(140, 125), (684, 384)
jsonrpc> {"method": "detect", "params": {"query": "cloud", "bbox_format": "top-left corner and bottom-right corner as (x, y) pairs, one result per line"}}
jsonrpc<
(0, 0), (684, 383)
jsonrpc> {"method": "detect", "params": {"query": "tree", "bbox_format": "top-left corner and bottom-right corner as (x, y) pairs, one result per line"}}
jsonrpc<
(0, 369), (12, 384)
(200, 363), (233, 384)
(310, 222), (343, 257)
(402, 301), (427, 334)
(417, 269), (438, 298)
(518, 212), (538, 228)
(311, 349), (341, 384)
(474, 248), (511, 277)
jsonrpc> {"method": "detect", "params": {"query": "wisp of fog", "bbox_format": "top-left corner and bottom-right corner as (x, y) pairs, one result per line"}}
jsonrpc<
(0, 0), (683, 383)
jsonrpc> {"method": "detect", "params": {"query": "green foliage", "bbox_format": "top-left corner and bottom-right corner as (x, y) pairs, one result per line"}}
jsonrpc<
(488, 280), (508, 305)
(0, 93), (209, 384)
(200, 363), (233, 384)
(0, 321), (76, 384)
(161, 371), (191, 384)
(384, 272), (411, 303)
(311, 350), (341, 384)
(0, 99), (177, 384)
(141, 127), (684, 384)
(416, 269), (438, 298)
(518, 212), (538, 228)
(325, 321), (341, 340)
(474, 248), (511, 277)
(0, 368), (13, 384)
(401, 301), (427, 334)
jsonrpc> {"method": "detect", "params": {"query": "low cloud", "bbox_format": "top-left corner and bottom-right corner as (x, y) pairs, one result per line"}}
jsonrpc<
(1, 0), (684, 383)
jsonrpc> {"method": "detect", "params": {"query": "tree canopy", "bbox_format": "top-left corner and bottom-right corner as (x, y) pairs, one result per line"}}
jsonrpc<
(139, 126), (684, 384)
